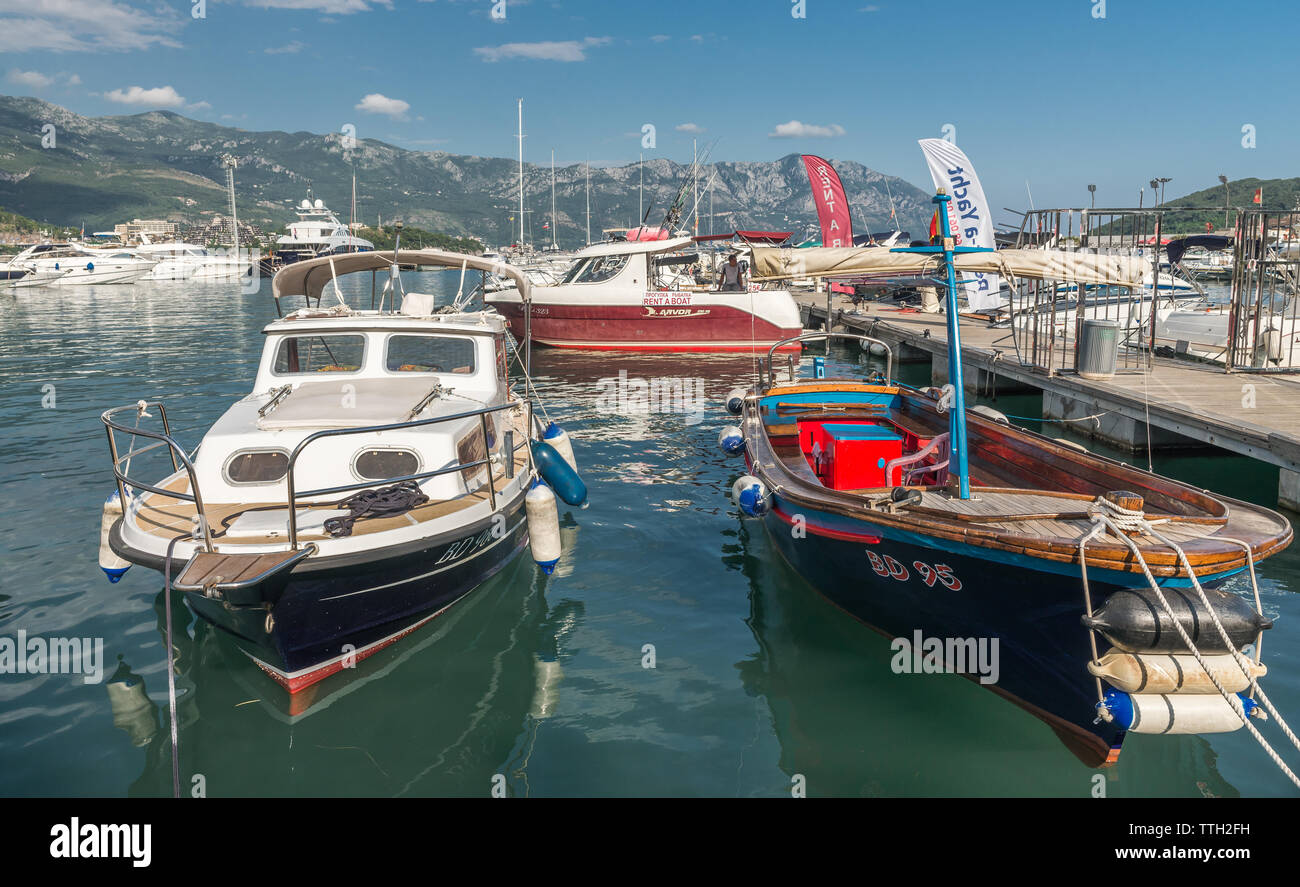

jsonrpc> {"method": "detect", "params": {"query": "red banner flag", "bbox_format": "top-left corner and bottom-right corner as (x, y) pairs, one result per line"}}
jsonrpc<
(800, 155), (854, 248)
(1254, 188), (1263, 204)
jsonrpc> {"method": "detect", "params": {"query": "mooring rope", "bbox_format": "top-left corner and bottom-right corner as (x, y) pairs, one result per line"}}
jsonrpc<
(161, 533), (186, 799)
(1084, 497), (1300, 790)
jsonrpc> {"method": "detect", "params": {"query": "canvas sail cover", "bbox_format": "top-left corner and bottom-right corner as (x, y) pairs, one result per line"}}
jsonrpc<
(748, 246), (1148, 289)
(918, 139), (1001, 310)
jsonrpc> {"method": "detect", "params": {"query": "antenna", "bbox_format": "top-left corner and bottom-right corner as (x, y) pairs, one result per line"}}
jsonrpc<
(551, 150), (558, 250)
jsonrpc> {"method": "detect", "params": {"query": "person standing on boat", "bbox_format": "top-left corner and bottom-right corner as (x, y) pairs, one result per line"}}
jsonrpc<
(718, 253), (745, 292)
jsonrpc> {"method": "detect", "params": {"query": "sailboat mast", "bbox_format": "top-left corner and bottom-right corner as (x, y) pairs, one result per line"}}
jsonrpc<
(692, 139), (698, 237)
(884, 178), (901, 233)
(517, 99), (525, 249)
(585, 159), (591, 246)
(551, 150), (558, 250)
(639, 154), (643, 227)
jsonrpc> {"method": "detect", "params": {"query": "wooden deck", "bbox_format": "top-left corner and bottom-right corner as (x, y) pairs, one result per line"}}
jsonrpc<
(797, 292), (1300, 476)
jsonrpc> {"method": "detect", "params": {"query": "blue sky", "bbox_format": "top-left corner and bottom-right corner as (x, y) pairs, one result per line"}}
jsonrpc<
(2, 0), (1297, 221)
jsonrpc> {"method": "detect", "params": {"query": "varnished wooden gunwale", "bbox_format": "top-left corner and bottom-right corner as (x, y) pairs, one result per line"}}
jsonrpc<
(747, 380), (1293, 578)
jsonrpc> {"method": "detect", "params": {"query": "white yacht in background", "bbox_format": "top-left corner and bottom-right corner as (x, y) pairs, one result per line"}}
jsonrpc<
(275, 195), (374, 264)
(136, 238), (255, 281)
(2, 242), (156, 286)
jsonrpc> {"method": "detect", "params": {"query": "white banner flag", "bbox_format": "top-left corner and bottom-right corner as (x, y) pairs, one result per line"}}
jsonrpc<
(918, 138), (1001, 311)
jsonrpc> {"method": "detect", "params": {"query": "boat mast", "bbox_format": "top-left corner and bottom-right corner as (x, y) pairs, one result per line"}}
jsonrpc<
(517, 98), (525, 250)
(892, 188), (985, 500)
(221, 155), (238, 251)
(585, 159), (591, 246)
(551, 150), (558, 250)
(692, 139), (698, 237)
(884, 178), (901, 233)
(639, 154), (643, 228)
(935, 190), (971, 499)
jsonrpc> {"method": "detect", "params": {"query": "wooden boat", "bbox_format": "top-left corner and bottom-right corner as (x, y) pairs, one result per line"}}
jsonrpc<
(728, 190), (1293, 766)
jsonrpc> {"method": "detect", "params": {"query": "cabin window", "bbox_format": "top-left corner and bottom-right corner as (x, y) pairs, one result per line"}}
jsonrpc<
(559, 254), (629, 284)
(224, 450), (290, 485)
(353, 448), (420, 482)
(386, 335), (476, 374)
(272, 335), (365, 375)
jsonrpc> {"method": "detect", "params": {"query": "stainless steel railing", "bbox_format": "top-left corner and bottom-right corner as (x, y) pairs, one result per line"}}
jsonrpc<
(765, 332), (894, 386)
(102, 401), (215, 553)
(103, 396), (532, 554)
(283, 397), (530, 548)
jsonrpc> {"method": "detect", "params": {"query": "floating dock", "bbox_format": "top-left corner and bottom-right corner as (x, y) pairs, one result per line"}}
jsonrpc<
(796, 292), (1300, 510)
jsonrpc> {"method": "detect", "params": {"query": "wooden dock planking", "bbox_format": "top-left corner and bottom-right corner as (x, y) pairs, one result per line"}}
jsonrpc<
(797, 293), (1300, 475)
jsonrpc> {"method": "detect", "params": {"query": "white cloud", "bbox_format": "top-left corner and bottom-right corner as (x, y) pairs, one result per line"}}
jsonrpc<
(265, 41), (305, 54)
(474, 36), (610, 63)
(244, 0), (391, 13)
(860, 4), (880, 10)
(0, 0), (183, 53)
(64, 73), (80, 85)
(675, 123), (705, 134)
(104, 85), (187, 108)
(768, 120), (846, 138)
(6, 69), (52, 88)
(355, 92), (410, 119)
(649, 34), (670, 42)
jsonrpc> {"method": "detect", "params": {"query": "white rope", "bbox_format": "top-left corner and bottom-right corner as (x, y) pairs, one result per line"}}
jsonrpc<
(1084, 498), (1300, 789)
(1145, 525), (1300, 758)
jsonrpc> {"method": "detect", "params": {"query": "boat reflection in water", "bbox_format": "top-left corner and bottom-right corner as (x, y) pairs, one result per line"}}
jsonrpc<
(729, 519), (1240, 798)
(108, 554), (584, 797)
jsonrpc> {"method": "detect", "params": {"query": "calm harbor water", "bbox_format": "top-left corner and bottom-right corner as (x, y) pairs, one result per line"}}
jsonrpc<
(1, 274), (1297, 797)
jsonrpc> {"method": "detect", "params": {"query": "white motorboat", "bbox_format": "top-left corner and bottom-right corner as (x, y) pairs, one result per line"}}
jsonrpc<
(137, 239), (256, 281)
(3, 242), (156, 285)
(99, 249), (588, 694)
(275, 195), (374, 264)
(484, 236), (803, 352)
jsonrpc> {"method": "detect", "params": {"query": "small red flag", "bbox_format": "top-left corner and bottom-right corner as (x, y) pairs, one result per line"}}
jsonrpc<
(1253, 188), (1263, 204)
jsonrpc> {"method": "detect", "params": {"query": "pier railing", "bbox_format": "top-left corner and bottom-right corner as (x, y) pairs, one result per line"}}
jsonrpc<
(1225, 210), (1300, 372)
(1009, 207), (1231, 376)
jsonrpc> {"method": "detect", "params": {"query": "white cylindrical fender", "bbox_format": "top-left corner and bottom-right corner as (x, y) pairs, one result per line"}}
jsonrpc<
(542, 422), (578, 473)
(725, 388), (747, 415)
(1123, 692), (1250, 735)
(971, 405), (1009, 425)
(1089, 649), (1265, 695)
(99, 491), (132, 583)
(526, 480), (562, 575)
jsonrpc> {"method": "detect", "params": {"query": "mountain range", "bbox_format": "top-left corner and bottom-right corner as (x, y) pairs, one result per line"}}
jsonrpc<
(0, 95), (933, 247)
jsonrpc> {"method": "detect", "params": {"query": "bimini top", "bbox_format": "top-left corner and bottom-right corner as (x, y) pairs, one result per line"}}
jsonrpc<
(748, 245), (1149, 288)
(272, 249), (533, 304)
(572, 236), (695, 259)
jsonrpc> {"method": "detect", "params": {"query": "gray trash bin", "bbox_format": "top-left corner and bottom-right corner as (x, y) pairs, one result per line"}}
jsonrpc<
(1078, 319), (1120, 380)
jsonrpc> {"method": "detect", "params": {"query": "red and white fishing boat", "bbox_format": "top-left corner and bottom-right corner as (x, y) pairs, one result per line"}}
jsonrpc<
(484, 236), (802, 352)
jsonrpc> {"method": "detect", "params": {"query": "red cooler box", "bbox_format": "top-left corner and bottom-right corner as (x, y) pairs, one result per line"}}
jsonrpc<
(822, 422), (904, 490)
